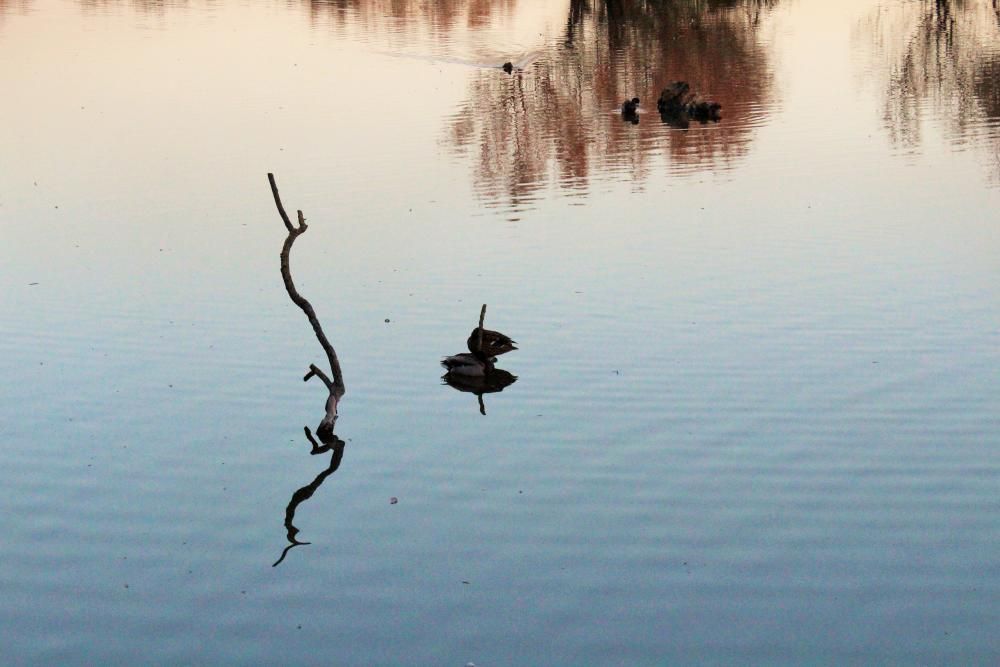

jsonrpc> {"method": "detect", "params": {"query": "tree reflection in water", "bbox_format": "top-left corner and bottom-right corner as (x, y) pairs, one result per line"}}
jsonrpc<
(447, 0), (778, 212)
(861, 0), (1000, 182)
(306, 0), (520, 35)
(0, 0), (30, 28)
(304, 0), (779, 213)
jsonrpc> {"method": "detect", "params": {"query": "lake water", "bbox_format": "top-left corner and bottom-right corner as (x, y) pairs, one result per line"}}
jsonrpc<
(1, 0), (998, 663)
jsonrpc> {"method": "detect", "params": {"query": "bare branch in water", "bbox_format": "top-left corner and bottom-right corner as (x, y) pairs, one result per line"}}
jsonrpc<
(267, 173), (345, 431)
(269, 173), (350, 566)
(477, 303), (486, 352)
(268, 172), (298, 234)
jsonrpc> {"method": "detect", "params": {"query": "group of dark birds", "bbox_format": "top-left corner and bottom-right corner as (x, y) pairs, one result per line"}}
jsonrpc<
(499, 60), (720, 126)
(441, 306), (518, 413)
(621, 81), (722, 125)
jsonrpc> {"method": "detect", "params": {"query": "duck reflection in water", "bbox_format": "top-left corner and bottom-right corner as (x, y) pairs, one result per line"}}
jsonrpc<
(442, 367), (517, 415)
(442, 304), (518, 414)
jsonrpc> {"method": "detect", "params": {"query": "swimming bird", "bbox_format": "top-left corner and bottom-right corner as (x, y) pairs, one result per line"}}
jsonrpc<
(467, 327), (517, 358)
(441, 352), (494, 376)
(502, 62), (514, 74)
(440, 327), (515, 376)
(443, 304), (516, 378)
(621, 97), (640, 116)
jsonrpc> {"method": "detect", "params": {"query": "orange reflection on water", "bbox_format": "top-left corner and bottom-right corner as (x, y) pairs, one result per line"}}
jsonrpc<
(304, 0), (780, 214)
(447, 0), (779, 212)
(307, 0), (519, 32)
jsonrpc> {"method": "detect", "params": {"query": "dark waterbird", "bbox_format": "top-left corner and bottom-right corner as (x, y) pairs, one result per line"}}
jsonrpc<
(467, 326), (517, 359)
(442, 304), (517, 377)
(657, 81), (722, 123)
(442, 305), (518, 414)
(441, 328), (517, 376)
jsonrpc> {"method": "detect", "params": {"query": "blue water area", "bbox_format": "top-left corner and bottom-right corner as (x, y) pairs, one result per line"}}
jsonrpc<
(0, 0), (998, 663)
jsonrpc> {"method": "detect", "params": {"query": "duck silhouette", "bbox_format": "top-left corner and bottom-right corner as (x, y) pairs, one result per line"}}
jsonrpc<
(442, 305), (517, 377)
(468, 326), (516, 358)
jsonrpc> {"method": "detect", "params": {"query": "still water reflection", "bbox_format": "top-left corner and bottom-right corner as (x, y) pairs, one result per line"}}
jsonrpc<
(443, 368), (518, 415)
(861, 0), (1000, 183)
(1, 0), (999, 664)
(291, 0), (776, 218)
(275, 427), (347, 567)
(445, 1), (777, 214)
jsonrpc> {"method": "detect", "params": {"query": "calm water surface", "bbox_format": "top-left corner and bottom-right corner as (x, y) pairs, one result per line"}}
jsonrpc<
(1, 0), (998, 663)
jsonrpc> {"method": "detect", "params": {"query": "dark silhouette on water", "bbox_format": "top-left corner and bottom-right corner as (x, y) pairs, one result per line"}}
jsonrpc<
(273, 428), (347, 567)
(268, 172), (346, 434)
(443, 368), (517, 415)
(268, 173), (349, 565)
(442, 304), (517, 374)
(466, 310), (517, 362)
(657, 81), (722, 124)
(621, 97), (640, 123)
(442, 304), (518, 414)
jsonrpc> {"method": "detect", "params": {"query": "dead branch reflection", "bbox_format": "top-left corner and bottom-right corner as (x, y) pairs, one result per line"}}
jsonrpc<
(273, 427), (347, 567)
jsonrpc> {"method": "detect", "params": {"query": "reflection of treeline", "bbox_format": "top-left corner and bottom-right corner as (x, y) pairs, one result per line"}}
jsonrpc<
(301, 1), (778, 201)
(0, 0), (31, 25)
(865, 0), (999, 171)
(306, 0), (517, 33)
(449, 0), (777, 209)
(78, 0), (183, 14)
